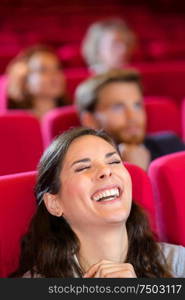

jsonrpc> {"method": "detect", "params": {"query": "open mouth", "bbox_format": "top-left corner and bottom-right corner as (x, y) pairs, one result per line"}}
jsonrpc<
(91, 186), (121, 203)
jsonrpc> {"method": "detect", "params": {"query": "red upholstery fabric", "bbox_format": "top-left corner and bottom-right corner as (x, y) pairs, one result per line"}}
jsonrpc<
(57, 44), (86, 68)
(42, 105), (80, 147)
(0, 3), (185, 73)
(0, 75), (8, 112)
(64, 61), (185, 101)
(138, 61), (185, 102)
(145, 98), (181, 136)
(182, 98), (185, 143)
(148, 151), (185, 246)
(124, 163), (156, 234)
(0, 171), (37, 277)
(146, 40), (185, 61)
(0, 112), (43, 175)
(64, 68), (90, 101)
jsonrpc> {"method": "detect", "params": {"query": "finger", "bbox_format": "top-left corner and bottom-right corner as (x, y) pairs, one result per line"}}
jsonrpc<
(102, 270), (137, 278)
(83, 260), (114, 278)
(93, 265), (129, 278)
(92, 265), (123, 278)
(83, 262), (103, 278)
(92, 263), (136, 278)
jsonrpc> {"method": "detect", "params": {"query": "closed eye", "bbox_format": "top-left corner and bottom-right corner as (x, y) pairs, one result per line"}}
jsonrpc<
(109, 160), (121, 164)
(75, 166), (90, 172)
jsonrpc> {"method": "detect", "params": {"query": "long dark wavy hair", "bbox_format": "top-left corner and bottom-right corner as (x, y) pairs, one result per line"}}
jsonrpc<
(11, 127), (172, 278)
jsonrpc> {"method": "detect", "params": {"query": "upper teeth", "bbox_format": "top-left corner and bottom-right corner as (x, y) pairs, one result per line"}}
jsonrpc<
(92, 188), (119, 202)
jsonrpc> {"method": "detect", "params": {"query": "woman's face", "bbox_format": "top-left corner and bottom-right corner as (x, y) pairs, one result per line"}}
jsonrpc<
(8, 60), (27, 101)
(55, 135), (132, 231)
(26, 52), (66, 99)
(98, 30), (130, 68)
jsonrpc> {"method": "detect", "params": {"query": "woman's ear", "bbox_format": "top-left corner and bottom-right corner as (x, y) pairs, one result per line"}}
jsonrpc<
(43, 192), (63, 217)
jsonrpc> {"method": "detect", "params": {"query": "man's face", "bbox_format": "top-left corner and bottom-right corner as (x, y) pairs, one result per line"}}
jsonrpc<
(90, 82), (147, 144)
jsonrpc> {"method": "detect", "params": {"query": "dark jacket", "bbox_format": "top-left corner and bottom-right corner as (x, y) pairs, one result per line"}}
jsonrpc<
(144, 132), (185, 161)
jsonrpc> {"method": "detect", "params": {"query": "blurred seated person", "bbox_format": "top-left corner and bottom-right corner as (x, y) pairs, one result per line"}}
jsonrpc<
(6, 45), (68, 119)
(81, 18), (136, 74)
(75, 69), (185, 171)
(12, 128), (185, 277)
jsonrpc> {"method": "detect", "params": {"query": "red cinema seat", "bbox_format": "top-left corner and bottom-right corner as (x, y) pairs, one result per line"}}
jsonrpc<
(125, 163), (156, 234)
(42, 105), (80, 147)
(0, 171), (37, 277)
(138, 61), (185, 102)
(148, 151), (185, 246)
(144, 98), (182, 136)
(57, 44), (86, 69)
(0, 112), (43, 175)
(64, 68), (90, 100)
(0, 75), (8, 112)
(147, 40), (185, 61)
(182, 98), (185, 142)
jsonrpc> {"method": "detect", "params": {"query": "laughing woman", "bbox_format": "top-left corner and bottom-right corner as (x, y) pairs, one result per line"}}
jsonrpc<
(12, 128), (185, 278)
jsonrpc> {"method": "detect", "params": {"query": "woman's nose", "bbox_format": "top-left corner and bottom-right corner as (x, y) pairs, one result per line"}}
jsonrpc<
(96, 165), (112, 180)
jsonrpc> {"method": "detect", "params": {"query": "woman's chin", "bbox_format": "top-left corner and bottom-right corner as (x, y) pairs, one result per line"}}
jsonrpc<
(98, 208), (130, 225)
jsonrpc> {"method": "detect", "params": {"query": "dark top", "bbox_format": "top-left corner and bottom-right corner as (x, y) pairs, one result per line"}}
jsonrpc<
(144, 132), (185, 161)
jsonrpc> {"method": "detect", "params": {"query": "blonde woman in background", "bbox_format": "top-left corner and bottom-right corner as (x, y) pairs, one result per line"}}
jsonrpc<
(81, 18), (136, 74)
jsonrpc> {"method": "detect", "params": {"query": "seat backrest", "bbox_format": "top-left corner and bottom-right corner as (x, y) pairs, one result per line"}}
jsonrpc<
(139, 61), (185, 102)
(0, 75), (8, 112)
(148, 151), (185, 246)
(0, 112), (43, 175)
(64, 68), (90, 100)
(0, 171), (37, 277)
(182, 98), (185, 142)
(64, 62), (185, 102)
(124, 163), (156, 234)
(144, 98), (181, 136)
(42, 105), (80, 147)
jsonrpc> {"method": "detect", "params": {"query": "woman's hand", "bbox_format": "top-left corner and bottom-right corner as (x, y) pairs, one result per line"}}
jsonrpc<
(83, 260), (137, 278)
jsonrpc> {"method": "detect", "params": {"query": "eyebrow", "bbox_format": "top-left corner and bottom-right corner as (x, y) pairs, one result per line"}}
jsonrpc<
(71, 151), (118, 167)
(71, 158), (90, 167)
(105, 151), (117, 158)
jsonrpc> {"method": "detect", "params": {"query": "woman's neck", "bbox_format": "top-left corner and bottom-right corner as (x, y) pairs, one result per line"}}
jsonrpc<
(76, 224), (128, 273)
(32, 97), (56, 119)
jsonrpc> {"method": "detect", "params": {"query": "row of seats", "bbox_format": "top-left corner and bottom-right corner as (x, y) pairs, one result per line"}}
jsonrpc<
(1, 151), (185, 277)
(1, 36), (185, 72)
(1, 61), (185, 105)
(57, 41), (185, 69)
(0, 4), (185, 65)
(0, 98), (183, 176)
(63, 62), (185, 102)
